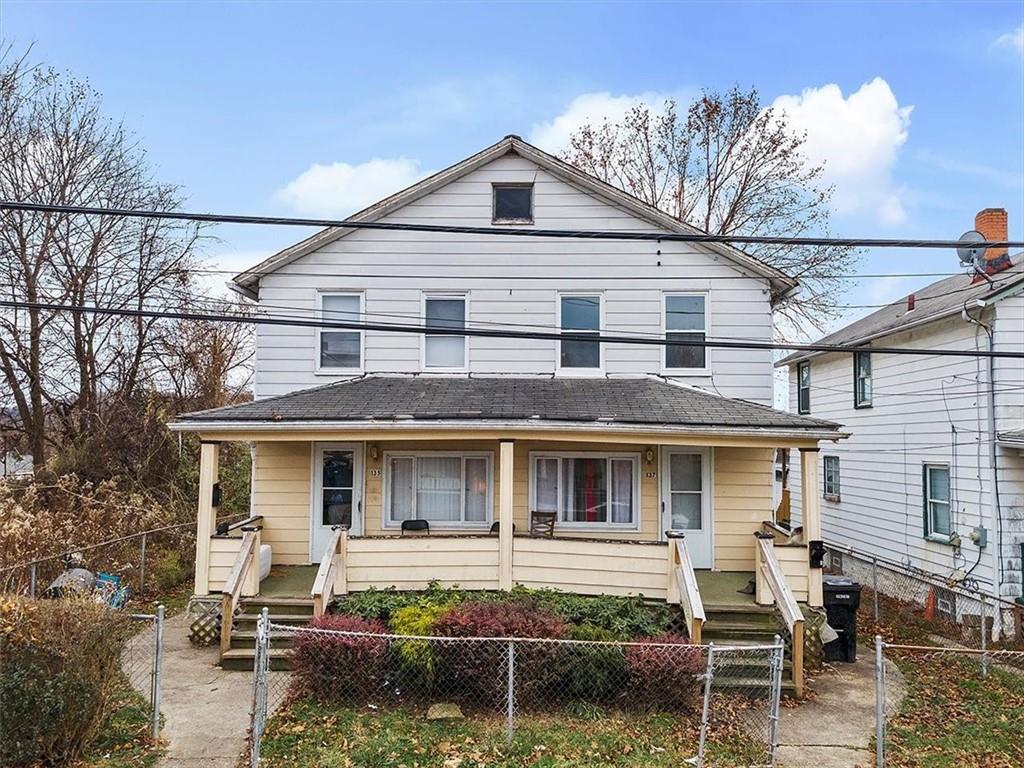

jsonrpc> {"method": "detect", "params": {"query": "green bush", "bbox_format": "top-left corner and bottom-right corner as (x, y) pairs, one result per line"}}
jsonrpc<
(336, 582), (467, 623)
(563, 624), (628, 701)
(390, 603), (451, 688)
(513, 588), (672, 638)
(147, 548), (190, 593)
(0, 596), (131, 767)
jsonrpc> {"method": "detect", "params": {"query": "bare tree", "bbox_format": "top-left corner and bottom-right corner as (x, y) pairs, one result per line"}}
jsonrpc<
(563, 87), (859, 333)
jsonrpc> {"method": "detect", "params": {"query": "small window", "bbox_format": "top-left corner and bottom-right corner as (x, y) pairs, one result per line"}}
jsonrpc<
(797, 361), (811, 414)
(854, 351), (872, 408)
(923, 464), (951, 540)
(558, 294), (601, 371)
(492, 184), (533, 223)
(823, 455), (840, 500)
(385, 453), (492, 527)
(318, 293), (363, 370)
(532, 453), (639, 527)
(423, 295), (467, 369)
(664, 294), (707, 370)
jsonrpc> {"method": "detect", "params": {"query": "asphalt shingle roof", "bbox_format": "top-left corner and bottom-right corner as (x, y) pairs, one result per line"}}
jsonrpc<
(175, 376), (840, 432)
(778, 260), (1024, 366)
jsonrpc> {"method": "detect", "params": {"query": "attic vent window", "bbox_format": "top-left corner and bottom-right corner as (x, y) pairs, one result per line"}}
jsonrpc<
(493, 184), (533, 224)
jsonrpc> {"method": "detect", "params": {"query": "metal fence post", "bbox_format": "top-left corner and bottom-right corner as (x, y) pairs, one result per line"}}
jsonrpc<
(29, 562), (36, 597)
(871, 556), (880, 620)
(875, 635), (886, 768)
(250, 607), (270, 768)
(980, 595), (988, 678)
(695, 643), (715, 768)
(767, 635), (783, 766)
(151, 604), (165, 741)
(139, 532), (148, 594)
(505, 639), (515, 741)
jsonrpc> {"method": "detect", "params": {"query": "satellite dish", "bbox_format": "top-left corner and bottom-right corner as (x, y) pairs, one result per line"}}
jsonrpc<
(957, 230), (986, 267)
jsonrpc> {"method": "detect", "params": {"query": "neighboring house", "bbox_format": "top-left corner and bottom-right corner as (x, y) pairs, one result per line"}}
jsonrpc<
(172, 135), (844, 685)
(778, 208), (1024, 611)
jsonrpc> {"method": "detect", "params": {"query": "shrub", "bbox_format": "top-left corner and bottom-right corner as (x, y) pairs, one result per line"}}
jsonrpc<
(434, 602), (568, 706)
(0, 596), (131, 767)
(146, 548), (190, 593)
(510, 587), (672, 638)
(290, 615), (388, 703)
(390, 603), (450, 689)
(335, 582), (466, 623)
(563, 623), (628, 701)
(625, 632), (705, 710)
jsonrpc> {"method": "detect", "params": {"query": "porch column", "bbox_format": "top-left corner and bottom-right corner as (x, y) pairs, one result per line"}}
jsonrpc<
(193, 441), (220, 596)
(498, 439), (514, 590)
(800, 447), (824, 608)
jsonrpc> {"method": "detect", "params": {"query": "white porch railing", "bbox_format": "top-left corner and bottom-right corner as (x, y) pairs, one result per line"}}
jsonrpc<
(666, 533), (706, 643)
(755, 531), (805, 696)
(220, 519), (262, 654)
(311, 527), (348, 617)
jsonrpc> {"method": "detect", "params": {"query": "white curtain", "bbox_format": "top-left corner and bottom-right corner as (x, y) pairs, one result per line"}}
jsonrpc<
(535, 458), (559, 513)
(389, 457), (415, 522)
(610, 459), (633, 523)
(464, 458), (488, 522)
(416, 456), (461, 521)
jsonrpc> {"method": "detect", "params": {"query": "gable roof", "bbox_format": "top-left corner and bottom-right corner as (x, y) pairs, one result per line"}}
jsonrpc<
(172, 375), (842, 440)
(777, 259), (1024, 367)
(233, 135), (798, 302)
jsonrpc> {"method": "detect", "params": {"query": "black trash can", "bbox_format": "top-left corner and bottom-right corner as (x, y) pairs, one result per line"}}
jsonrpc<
(823, 575), (861, 662)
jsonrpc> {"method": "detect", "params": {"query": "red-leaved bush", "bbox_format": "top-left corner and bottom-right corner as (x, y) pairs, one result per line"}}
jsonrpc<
(290, 615), (388, 702)
(433, 602), (568, 706)
(625, 632), (704, 710)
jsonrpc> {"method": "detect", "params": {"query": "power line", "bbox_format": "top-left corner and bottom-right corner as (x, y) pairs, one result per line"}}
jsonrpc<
(3, 201), (1023, 250)
(3, 298), (1023, 359)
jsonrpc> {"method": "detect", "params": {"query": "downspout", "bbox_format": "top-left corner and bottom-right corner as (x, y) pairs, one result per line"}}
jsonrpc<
(962, 299), (1003, 635)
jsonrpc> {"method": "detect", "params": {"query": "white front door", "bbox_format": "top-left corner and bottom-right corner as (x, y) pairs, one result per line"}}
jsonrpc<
(661, 448), (713, 568)
(311, 443), (364, 562)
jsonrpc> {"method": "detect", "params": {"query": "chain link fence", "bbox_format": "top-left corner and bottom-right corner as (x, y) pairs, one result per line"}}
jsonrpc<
(122, 605), (166, 741)
(248, 611), (785, 768)
(873, 637), (1024, 768)
(825, 544), (1023, 651)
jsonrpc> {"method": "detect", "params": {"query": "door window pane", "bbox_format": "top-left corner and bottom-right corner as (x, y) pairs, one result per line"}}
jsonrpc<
(322, 450), (354, 527)
(670, 454), (702, 492)
(669, 453), (702, 530)
(323, 451), (353, 488)
(323, 489), (352, 527)
(562, 457), (608, 523)
(464, 458), (488, 522)
(671, 493), (702, 530)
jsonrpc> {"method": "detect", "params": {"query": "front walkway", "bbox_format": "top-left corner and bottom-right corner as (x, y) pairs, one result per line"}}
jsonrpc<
(152, 612), (252, 768)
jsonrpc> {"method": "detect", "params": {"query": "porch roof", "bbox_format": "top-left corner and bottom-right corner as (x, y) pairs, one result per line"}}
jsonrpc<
(172, 375), (842, 439)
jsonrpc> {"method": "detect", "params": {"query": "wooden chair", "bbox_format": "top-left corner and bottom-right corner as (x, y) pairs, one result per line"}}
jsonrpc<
(529, 511), (556, 537)
(401, 519), (430, 536)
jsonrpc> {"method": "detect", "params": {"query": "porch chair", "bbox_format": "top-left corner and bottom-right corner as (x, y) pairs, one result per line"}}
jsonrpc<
(488, 521), (516, 535)
(401, 519), (430, 536)
(529, 510), (556, 538)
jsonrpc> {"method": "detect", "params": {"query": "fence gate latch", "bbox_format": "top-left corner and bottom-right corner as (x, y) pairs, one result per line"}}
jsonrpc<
(809, 540), (825, 568)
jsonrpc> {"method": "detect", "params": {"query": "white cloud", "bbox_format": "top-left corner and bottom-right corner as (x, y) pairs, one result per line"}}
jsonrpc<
(528, 91), (677, 153)
(994, 25), (1024, 56)
(772, 78), (913, 225)
(274, 158), (430, 217)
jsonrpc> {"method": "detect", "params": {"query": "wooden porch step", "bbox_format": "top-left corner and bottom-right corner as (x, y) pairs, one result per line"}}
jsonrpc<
(238, 596), (315, 616)
(220, 647), (294, 672)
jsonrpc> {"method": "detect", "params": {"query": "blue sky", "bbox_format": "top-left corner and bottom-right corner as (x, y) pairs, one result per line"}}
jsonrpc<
(3, 0), (1023, 334)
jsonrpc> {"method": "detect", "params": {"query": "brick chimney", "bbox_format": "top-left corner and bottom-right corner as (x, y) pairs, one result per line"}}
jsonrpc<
(974, 208), (1012, 276)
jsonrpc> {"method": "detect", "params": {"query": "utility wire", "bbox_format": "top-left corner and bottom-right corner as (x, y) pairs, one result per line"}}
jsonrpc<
(2, 201), (1023, 250)
(3, 298), (1023, 359)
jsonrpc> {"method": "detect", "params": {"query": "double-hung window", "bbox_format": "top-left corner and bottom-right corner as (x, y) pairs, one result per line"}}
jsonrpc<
(532, 453), (639, 528)
(823, 455), (840, 500)
(385, 452), (492, 527)
(423, 294), (467, 370)
(663, 294), (707, 370)
(854, 351), (872, 408)
(923, 464), (951, 540)
(318, 293), (363, 371)
(797, 361), (811, 414)
(558, 294), (601, 372)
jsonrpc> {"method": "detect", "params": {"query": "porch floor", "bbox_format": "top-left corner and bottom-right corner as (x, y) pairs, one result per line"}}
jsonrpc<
(695, 571), (757, 608)
(259, 566), (318, 599)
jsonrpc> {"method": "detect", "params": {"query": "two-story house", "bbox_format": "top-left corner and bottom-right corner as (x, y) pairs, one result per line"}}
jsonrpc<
(172, 136), (844, 684)
(778, 208), (1024, 623)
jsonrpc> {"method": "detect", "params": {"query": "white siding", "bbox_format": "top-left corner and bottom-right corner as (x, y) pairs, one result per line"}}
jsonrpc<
(993, 295), (1024, 598)
(253, 154), (774, 403)
(786, 312), (1023, 598)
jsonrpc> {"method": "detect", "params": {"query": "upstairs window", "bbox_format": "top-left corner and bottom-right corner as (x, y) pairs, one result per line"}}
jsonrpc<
(923, 464), (951, 540)
(823, 455), (840, 500)
(664, 294), (707, 370)
(318, 293), (363, 371)
(492, 184), (533, 223)
(558, 294), (601, 371)
(854, 351), (872, 408)
(423, 294), (467, 370)
(797, 361), (811, 414)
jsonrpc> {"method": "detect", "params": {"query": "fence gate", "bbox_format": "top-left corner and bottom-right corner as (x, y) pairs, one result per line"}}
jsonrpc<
(124, 604), (165, 741)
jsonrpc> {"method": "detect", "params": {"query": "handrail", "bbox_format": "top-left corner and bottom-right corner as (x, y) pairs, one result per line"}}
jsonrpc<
(221, 529), (258, 654)
(672, 538), (706, 644)
(311, 527), (347, 617)
(755, 533), (805, 696)
(214, 515), (264, 536)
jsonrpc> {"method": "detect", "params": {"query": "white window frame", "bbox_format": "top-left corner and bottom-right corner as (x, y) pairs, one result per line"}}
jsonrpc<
(420, 292), (469, 372)
(823, 455), (840, 501)
(661, 291), (710, 375)
(528, 451), (641, 531)
(381, 450), (493, 529)
(315, 291), (365, 374)
(555, 292), (604, 376)
(923, 462), (952, 542)
(491, 183), (534, 225)
(854, 351), (872, 408)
